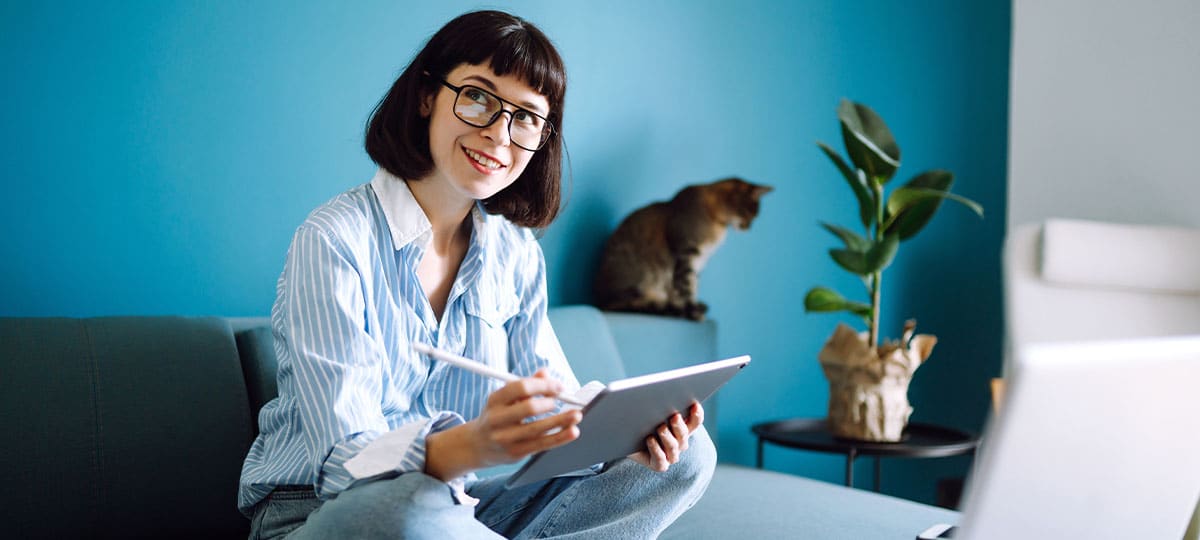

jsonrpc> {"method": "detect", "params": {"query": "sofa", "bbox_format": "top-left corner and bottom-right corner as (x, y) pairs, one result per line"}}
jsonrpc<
(0, 305), (959, 538)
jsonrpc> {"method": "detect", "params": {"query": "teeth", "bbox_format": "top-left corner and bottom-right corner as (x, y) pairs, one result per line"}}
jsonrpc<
(465, 148), (502, 170)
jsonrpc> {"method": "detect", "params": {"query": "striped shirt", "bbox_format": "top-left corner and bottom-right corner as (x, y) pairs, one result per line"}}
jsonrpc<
(237, 169), (580, 514)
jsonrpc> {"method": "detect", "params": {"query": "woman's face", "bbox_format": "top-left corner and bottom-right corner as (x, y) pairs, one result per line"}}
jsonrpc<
(423, 63), (551, 203)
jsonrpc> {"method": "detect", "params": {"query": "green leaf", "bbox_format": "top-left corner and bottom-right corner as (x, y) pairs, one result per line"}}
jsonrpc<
(889, 187), (983, 217)
(838, 100), (900, 183)
(830, 248), (869, 275)
(817, 142), (875, 228)
(883, 170), (952, 239)
(830, 232), (899, 276)
(820, 222), (870, 252)
(804, 287), (873, 319)
(804, 287), (846, 312)
(883, 171), (984, 240)
(862, 233), (900, 274)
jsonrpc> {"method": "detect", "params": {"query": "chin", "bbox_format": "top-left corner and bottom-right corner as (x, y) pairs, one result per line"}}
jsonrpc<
(459, 176), (515, 201)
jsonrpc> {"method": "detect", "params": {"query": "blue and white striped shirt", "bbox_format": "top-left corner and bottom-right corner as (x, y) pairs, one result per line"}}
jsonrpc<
(238, 169), (580, 514)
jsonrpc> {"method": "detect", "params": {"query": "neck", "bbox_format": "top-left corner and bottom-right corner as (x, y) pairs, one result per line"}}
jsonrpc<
(406, 178), (474, 253)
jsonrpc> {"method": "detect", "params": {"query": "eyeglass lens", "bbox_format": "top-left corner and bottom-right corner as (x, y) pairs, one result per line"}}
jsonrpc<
(453, 86), (549, 150)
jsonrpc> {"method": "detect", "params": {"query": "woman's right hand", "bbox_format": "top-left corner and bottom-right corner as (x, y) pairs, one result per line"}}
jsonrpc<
(424, 369), (582, 480)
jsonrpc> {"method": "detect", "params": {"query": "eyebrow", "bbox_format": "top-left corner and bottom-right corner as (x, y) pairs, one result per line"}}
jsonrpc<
(460, 74), (548, 116)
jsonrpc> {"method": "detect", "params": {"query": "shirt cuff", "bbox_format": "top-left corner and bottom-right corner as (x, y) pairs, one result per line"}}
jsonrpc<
(564, 380), (605, 410)
(342, 412), (464, 480)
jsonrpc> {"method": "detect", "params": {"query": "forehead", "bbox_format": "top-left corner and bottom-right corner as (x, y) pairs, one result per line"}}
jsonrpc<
(446, 63), (550, 115)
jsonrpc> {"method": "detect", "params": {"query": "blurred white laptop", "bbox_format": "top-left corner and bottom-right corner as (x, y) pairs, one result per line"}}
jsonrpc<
(948, 335), (1200, 540)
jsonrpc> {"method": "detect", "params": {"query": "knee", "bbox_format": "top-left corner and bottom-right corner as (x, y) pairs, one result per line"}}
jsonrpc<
(306, 473), (468, 539)
(675, 425), (717, 484)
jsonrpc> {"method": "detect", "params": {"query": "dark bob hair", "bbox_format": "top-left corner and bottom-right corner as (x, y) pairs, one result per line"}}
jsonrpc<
(364, 10), (567, 229)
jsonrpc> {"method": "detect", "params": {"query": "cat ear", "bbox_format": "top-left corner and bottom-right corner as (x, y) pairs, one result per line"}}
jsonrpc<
(751, 184), (774, 200)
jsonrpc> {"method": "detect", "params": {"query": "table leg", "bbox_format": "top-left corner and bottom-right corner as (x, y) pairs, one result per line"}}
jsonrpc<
(756, 438), (763, 469)
(845, 448), (856, 487)
(873, 457), (881, 492)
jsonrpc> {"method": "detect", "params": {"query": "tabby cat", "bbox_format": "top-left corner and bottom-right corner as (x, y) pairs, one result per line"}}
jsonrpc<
(593, 177), (772, 320)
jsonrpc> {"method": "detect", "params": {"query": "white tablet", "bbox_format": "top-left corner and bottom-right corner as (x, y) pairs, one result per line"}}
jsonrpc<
(505, 355), (750, 488)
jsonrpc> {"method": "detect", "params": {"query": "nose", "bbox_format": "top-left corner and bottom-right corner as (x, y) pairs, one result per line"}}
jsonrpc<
(480, 110), (513, 146)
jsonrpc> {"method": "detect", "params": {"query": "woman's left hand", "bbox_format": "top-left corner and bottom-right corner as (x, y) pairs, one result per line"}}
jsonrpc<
(629, 401), (704, 472)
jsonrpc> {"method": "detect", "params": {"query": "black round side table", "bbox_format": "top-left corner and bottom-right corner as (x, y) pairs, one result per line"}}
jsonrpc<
(751, 417), (979, 492)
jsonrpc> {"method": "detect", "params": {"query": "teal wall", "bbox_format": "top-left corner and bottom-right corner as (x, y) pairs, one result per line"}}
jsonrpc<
(1, 1), (1010, 506)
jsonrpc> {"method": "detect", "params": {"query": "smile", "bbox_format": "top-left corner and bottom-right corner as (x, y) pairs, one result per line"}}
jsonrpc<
(463, 147), (505, 171)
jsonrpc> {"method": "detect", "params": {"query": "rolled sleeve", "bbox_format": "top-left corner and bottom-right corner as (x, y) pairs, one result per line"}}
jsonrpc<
(342, 412), (464, 481)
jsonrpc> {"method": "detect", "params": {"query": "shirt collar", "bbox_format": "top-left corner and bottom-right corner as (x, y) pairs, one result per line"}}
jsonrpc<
(370, 168), (431, 249)
(369, 168), (490, 251)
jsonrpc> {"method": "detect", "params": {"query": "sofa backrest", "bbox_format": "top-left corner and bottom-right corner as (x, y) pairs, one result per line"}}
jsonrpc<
(0, 316), (254, 539)
(545, 305), (627, 383)
(229, 317), (275, 432)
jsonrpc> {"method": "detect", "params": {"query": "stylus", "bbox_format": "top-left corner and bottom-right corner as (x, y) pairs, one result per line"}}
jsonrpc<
(411, 342), (589, 407)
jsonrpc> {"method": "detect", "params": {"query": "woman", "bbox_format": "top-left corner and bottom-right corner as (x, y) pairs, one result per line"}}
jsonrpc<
(239, 10), (715, 539)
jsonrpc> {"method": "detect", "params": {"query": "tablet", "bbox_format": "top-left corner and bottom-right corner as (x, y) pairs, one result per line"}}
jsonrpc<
(505, 355), (750, 488)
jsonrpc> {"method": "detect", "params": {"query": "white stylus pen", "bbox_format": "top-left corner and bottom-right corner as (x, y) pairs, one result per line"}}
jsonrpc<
(411, 342), (589, 407)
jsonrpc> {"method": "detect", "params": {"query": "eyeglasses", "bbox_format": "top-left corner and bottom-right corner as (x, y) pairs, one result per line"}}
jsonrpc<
(436, 78), (554, 152)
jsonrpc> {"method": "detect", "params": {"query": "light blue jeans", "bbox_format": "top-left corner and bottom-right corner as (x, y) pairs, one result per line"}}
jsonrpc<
(248, 427), (716, 539)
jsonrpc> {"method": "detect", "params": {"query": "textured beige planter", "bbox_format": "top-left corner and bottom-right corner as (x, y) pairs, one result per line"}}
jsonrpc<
(818, 321), (937, 442)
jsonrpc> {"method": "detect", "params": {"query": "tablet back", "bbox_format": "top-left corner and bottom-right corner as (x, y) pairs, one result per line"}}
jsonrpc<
(506, 356), (749, 488)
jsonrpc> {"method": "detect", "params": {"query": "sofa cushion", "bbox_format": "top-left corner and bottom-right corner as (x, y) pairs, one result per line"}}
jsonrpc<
(661, 465), (960, 539)
(0, 317), (254, 538)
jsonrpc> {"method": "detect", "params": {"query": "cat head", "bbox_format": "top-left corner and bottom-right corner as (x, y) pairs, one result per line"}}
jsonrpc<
(708, 177), (772, 230)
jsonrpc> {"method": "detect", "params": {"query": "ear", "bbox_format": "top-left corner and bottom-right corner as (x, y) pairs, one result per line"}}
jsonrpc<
(752, 184), (774, 200)
(419, 89), (434, 118)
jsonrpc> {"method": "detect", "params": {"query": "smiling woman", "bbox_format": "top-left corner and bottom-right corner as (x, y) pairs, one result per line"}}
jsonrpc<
(363, 10), (567, 230)
(237, 9), (717, 540)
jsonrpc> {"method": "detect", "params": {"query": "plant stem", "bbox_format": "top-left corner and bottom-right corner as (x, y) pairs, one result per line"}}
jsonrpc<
(870, 271), (881, 350)
(869, 178), (885, 351)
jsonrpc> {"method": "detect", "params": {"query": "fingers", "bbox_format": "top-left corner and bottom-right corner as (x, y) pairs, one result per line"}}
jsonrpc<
(496, 409), (582, 458)
(487, 370), (563, 408)
(658, 423), (681, 464)
(490, 396), (560, 426)
(640, 411), (694, 472)
(644, 434), (669, 472)
(669, 413), (690, 453)
(686, 402), (704, 431)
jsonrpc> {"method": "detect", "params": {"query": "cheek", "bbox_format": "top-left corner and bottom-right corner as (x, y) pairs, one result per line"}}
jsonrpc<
(428, 109), (463, 148)
(508, 152), (536, 178)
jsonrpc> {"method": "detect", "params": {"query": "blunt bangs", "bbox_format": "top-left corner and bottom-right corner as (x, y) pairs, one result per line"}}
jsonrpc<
(426, 14), (566, 122)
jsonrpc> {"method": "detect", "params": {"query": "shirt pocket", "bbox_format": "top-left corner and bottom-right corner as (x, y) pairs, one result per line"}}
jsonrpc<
(463, 292), (520, 371)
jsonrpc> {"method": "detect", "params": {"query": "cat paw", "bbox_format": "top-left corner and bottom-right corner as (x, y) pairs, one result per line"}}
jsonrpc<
(683, 302), (708, 321)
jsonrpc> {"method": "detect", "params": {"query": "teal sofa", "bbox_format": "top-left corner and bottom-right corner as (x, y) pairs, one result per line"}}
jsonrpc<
(0, 306), (958, 538)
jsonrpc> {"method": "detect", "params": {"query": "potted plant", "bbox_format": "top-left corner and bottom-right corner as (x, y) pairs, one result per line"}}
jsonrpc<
(804, 100), (983, 441)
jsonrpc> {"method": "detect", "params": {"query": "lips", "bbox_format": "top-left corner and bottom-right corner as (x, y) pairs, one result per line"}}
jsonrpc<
(462, 146), (506, 171)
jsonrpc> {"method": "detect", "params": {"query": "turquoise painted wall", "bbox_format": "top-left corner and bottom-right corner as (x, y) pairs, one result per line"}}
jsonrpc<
(0, 1), (1010, 506)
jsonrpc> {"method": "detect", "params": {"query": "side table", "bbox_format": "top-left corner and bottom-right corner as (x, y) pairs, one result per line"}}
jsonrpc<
(751, 417), (978, 492)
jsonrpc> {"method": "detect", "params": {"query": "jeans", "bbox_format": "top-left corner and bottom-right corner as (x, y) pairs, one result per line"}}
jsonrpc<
(248, 427), (716, 539)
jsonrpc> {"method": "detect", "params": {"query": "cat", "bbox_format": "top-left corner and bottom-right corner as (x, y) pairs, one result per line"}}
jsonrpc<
(593, 177), (772, 321)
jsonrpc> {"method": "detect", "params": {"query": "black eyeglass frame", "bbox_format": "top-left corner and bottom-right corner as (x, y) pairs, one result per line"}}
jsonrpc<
(434, 77), (555, 152)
